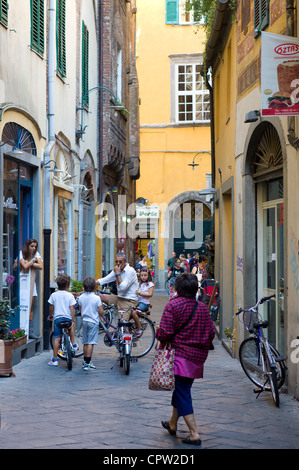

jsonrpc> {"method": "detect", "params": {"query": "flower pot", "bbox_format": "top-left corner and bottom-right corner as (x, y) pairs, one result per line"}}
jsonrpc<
(12, 335), (27, 350)
(0, 339), (14, 376)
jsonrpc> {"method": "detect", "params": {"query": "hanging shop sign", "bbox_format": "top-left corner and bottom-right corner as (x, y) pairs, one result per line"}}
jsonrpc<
(261, 32), (299, 116)
(136, 205), (159, 219)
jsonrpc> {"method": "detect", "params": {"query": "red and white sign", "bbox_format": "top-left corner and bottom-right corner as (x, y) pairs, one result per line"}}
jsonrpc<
(261, 32), (299, 116)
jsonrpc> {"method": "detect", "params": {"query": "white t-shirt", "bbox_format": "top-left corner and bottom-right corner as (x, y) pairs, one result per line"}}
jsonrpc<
(77, 292), (102, 325)
(137, 281), (154, 305)
(48, 290), (76, 320)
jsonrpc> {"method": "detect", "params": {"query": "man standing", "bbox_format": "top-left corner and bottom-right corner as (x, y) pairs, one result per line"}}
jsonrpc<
(96, 252), (139, 322)
(167, 251), (177, 269)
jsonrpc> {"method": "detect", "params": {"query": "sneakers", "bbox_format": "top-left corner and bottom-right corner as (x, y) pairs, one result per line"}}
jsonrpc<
(72, 343), (79, 351)
(48, 358), (58, 366)
(82, 361), (96, 371)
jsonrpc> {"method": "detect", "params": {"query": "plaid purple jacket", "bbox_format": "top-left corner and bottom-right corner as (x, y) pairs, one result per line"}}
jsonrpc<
(155, 296), (215, 364)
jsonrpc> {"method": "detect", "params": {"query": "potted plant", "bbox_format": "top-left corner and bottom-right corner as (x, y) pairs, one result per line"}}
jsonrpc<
(4, 328), (27, 350)
(70, 280), (83, 296)
(0, 299), (16, 376)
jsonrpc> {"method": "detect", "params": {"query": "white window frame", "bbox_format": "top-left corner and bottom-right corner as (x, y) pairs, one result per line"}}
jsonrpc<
(179, 1), (205, 25)
(174, 62), (210, 124)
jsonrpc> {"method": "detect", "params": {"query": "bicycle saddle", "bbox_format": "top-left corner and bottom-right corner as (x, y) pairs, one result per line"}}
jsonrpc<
(253, 320), (269, 329)
(59, 321), (72, 329)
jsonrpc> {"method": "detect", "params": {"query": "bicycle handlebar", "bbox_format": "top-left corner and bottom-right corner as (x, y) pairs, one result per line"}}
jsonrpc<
(235, 294), (276, 316)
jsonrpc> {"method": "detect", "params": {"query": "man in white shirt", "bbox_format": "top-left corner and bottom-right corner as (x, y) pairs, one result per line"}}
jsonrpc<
(96, 252), (139, 321)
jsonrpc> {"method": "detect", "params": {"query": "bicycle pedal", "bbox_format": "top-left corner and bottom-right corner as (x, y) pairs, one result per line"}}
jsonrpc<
(253, 388), (263, 394)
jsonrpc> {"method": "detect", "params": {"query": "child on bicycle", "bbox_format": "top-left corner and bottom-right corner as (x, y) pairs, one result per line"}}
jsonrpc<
(132, 268), (155, 337)
(47, 274), (78, 367)
(77, 276), (104, 371)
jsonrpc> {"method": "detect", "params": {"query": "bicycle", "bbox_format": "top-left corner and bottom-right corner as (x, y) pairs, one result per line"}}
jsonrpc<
(49, 312), (84, 370)
(101, 304), (156, 358)
(235, 294), (286, 407)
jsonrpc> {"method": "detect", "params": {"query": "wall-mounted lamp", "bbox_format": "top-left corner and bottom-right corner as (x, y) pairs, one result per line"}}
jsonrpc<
(244, 110), (261, 123)
(41, 159), (62, 173)
(136, 197), (148, 206)
(188, 151), (212, 170)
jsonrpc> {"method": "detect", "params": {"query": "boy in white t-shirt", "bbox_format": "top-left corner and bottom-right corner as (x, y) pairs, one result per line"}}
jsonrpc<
(47, 274), (77, 366)
(78, 277), (104, 370)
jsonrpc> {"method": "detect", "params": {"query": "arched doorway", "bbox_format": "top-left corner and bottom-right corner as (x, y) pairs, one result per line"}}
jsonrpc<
(243, 121), (285, 352)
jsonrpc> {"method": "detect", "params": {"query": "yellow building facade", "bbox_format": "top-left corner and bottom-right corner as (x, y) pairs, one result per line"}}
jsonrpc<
(136, 0), (212, 288)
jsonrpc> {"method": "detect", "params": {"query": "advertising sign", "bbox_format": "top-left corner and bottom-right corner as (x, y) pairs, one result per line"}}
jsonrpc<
(261, 32), (299, 116)
(136, 205), (159, 219)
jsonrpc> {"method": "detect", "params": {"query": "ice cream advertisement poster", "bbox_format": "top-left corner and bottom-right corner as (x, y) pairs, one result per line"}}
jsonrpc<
(261, 32), (299, 116)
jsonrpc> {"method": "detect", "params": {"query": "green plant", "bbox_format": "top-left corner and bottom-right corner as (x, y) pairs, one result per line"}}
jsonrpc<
(70, 280), (83, 293)
(224, 327), (233, 340)
(4, 328), (25, 340)
(0, 299), (15, 339)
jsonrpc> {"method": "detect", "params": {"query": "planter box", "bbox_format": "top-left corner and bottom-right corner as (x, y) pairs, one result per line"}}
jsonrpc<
(12, 335), (27, 350)
(0, 339), (14, 376)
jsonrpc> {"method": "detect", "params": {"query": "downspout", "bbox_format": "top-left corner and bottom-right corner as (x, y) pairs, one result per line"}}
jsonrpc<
(287, 0), (298, 148)
(43, 0), (56, 348)
(98, 0), (104, 203)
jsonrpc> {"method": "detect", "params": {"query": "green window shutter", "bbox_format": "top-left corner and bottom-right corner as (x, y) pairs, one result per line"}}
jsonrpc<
(56, 0), (66, 78)
(0, 0), (9, 27)
(82, 21), (89, 107)
(31, 0), (44, 55)
(166, 0), (178, 24)
(254, 0), (269, 38)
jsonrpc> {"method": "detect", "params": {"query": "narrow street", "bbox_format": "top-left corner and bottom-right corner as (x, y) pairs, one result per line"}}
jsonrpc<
(1, 292), (299, 452)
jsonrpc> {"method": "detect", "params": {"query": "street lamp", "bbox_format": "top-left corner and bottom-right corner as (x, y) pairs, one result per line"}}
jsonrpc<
(188, 151), (212, 170)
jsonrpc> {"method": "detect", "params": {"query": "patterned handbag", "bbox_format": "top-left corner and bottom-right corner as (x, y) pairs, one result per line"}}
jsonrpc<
(148, 341), (175, 391)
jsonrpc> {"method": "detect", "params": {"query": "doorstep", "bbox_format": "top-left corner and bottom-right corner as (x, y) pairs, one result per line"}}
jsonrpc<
(12, 337), (43, 366)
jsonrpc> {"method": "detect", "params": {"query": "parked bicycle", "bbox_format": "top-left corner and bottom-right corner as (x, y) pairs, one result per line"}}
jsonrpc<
(235, 294), (286, 407)
(49, 314), (84, 370)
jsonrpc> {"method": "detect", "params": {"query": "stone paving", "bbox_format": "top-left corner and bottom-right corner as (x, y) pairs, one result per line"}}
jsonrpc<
(1, 292), (299, 450)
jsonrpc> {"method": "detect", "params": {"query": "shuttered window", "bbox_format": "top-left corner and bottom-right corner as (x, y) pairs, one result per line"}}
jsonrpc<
(254, 0), (269, 38)
(0, 0), (8, 27)
(166, 0), (178, 24)
(82, 21), (89, 107)
(56, 0), (66, 78)
(31, 0), (44, 55)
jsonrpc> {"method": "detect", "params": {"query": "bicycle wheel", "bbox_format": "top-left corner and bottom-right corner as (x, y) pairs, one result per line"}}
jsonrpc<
(63, 331), (73, 370)
(239, 337), (285, 391)
(267, 360), (280, 407)
(124, 352), (130, 375)
(131, 316), (155, 358)
(73, 314), (84, 358)
(98, 310), (113, 334)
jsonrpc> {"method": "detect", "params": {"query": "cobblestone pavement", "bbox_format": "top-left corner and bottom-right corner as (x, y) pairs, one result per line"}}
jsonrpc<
(1, 292), (299, 451)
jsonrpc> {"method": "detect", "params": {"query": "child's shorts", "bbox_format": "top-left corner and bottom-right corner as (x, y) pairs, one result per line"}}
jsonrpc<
(53, 317), (72, 338)
(137, 302), (149, 312)
(82, 321), (99, 345)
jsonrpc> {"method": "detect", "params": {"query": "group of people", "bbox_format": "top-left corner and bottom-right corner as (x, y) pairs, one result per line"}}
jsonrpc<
(21, 241), (215, 447)
(167, 251), (208, 299)
(47, 252), (155, 370)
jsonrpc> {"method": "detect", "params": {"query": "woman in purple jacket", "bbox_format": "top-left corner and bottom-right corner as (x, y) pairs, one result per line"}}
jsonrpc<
(156, 273), (215, 446)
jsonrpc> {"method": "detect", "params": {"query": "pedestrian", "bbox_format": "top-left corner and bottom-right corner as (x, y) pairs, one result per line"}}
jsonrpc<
(47, 274), (78, 366)
(77, 277), (104, 370)
(96, 252), (139, 322)
(191, 255), (208, 288)
(19, 238), (43, 339)
(132, 267), (155, 337)
(167, 251), (176, 269)
(188, 251), (198, 272)
(156, 273), (215, 446)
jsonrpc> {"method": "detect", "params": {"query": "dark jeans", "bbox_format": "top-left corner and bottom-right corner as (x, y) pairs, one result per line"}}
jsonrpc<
(171, 375), (194, 417)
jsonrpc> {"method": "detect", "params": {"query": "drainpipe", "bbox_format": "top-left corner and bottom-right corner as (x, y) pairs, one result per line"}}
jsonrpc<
(43, 0), (56, 349)
(287, 0), (298, 148)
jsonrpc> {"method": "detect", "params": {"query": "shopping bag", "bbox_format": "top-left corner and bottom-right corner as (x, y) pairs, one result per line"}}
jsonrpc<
(148, 341), (175, 391)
